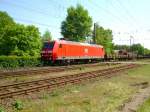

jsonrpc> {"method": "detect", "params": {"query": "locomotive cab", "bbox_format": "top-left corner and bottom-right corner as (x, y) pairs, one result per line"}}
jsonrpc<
(41, 41), (55, 60)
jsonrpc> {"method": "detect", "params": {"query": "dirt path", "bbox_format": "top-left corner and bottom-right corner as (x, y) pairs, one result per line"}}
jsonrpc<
(121, 84), (150, 112)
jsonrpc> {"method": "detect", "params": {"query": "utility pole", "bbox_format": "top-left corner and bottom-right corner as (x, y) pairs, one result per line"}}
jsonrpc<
(93, 23), (97, 44)
(143, 43), (145, 56)
(130, 36), (134, 57)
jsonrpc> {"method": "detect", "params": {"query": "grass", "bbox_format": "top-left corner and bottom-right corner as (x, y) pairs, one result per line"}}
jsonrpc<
(136, 59), (150, 62)
(1, 63), (150, 112)
(137, 98), (150, 112)
(15, 82), (134, 112)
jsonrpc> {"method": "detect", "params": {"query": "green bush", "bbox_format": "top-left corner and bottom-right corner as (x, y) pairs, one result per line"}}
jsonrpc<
(0, 106), (5, 112)
(0, 56), (41, 68)
(13, 100), (23, 110)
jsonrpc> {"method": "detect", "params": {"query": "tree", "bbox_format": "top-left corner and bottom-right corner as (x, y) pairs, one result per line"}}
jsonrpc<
(0, 24), (42, 56)
(42, 30), (52, 42)
(0, 11), (15, 33)
(114, 45), (130, 51)
(0, 11), (42, 56)
(94, 24), (113, 54)
(0, 25), (18, 55)
(144, 48), (150, 55)
(0, 11), (16, 55)
(114, 44), (150, 56)
(61, 4), (92, 42)
(131, 44), (144, 55)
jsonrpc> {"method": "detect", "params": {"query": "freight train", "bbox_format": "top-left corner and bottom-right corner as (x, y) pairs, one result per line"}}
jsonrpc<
(41, 40), (105, 64)
(41, 40), (142, 64)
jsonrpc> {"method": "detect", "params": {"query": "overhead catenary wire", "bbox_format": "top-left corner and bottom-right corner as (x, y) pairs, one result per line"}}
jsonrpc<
(89, 0), (131, 26)
(107, 0), (136, 29)
(1, 0), (149, 47)
(14, 17), (60, 30)
(3, 0), (63, 19)
(115, 0), (142, 29)
(88, 0), (137, 45)
(1, 0), (62, 32)
(97, 0), (146, 45)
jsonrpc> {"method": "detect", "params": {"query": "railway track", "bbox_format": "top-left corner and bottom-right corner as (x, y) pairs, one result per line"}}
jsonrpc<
(0, 63), (119, 79)
(0, 64), (139, 99)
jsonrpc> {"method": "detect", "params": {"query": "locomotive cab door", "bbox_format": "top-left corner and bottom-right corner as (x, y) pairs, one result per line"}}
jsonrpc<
(59, 44), (66, 59)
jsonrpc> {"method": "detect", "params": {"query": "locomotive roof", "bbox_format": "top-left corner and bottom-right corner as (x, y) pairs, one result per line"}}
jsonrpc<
(56, 40), (103, 48)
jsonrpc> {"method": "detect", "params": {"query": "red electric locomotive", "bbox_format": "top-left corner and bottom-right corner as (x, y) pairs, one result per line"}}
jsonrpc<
(41, 40), (105, 64)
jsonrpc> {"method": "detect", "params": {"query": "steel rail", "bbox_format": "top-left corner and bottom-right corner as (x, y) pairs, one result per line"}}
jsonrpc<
(0, 64), (138, 99)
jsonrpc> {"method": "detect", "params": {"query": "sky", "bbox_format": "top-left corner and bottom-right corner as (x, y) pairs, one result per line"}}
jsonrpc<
(0, 0), (150, 49)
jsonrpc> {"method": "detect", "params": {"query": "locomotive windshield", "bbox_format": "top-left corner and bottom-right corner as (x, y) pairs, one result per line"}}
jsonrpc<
(43, 42), (55, 50)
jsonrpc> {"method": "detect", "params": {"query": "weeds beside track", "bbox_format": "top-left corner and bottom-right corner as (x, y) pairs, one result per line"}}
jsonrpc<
(0, 64), (139, 99)
(0, 63), (119, 79)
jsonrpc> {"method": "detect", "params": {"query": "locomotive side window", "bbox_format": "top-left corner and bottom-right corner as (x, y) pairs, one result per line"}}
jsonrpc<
(43, 42), (55, 50)
(59, 44), (62, 48)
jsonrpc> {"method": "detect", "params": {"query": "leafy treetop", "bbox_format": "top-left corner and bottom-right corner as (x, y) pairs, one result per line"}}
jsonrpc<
(61, 4), (92, 42)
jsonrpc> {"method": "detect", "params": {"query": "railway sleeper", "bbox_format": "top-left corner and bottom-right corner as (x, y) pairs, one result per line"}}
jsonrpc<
(0, 64), (139, 99)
